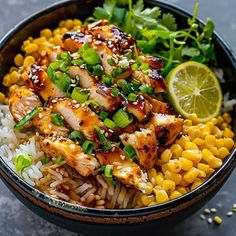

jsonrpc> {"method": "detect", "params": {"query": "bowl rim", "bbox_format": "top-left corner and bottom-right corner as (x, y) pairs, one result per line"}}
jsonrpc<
(0, 0), (236, 218)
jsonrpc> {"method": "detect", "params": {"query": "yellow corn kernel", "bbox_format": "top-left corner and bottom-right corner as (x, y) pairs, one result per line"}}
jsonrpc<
(217, 116), (224, 125)
(170, 144), (183, 157)
(141, 195), (155, 206)
(193, 137), (205, 146)
(161, 163), (170, 173)
(217, 147), (229, 159)
(2, 74), (11, 87)
(167, 159), (182, 173)
(182, 150), (202, 162)
(53, 28), (61, 35)
(157, 172), (164, 178)
(215, 139), (223, 148)
(202, 149), (215, 163)
(0, 92), (5, 104)
(221, 122), (228, 130)
(176, 186), (187, 194)
(154, 189), (169, 203)
(155, 175), (164, 186)
(148, 168), (157, 185)
(183, 119), (192, 126)
(165, 171), (182, 185)
(160, 149), (172, 163)
(223, 128), (234, 139)
(183, 167), (200, 183)
(40, 28), (52, 38)
(223, 113), (232, 124)
(209, 146), (218, 156)
(53, 35), (62, 46)
(211, 117), (218, 125)
(198, 170), (206, 178)
(209, 157), (222, 169)
(197, 163), (210, 174)
(23, 56), (35, 67)
(191, 180), (203, 190)
(148, 202), (157, 207)
(189, 113), (198, 124)
(59, 20), (65, 27)
(179, 158), (193, 171)
(205, 135), (216, 148)
(9, 66), (18, 73)
(169, 190), (182, 200)
(212, 126), (223, 138)
(33, 37), (46, 45)
(9, 84), (19, 93)
(9, 71), (20, 84)
(143, 182), (153, 195)
(206, 121), (215, 131)
(185, 141), (198, 150)
(162, 179), (175, 192)
(24, 43), (39, 54)
(14, 53), (24, 67)
(222, 138), (234, 150)
(208, 167), (215, 176)
(214, 216), (222, 225)
(201, 125), (211, 138)
(188, 126), (200, 140)
(23, 39), (31, 47)
(73, 19), (82, 26)
(65, 19), (74, 29)
(176, 136), (190, 149)
(179, 178), (189, 187)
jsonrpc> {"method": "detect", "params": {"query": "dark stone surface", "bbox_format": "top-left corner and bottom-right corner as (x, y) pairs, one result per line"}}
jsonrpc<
(0, 0), (235, 235)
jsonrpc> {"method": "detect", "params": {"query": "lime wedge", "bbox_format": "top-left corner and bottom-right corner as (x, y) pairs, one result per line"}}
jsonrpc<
(166, 61), (222, 122)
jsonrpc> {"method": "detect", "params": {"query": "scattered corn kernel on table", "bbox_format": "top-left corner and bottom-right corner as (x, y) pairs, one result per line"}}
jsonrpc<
(0, 0), (235, 235)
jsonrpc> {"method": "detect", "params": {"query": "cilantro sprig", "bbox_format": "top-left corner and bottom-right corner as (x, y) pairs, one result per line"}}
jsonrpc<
(87, 0), (216, 76)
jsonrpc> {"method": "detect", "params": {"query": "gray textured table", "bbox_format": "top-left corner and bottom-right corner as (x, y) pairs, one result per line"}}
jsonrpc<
(0, 0), (236, 235)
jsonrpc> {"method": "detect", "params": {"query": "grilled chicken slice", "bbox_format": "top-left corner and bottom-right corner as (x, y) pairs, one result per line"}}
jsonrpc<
(68, 66), (96, 88)
(144, 113), (183, 146)
(50, 97), (103, 141)
(32, 107), (69, 136)
(96, 147), (147, 191)
(122, 94), (152, 122)
(144, 95), (172, 114)
(9, 86), (42, 125)
(39, 137), (99, 177)
(139, 55), (163, 71)
(26, 64), (66, 100)
(119, 126), (158, 170)
(38, 47), (63, 67)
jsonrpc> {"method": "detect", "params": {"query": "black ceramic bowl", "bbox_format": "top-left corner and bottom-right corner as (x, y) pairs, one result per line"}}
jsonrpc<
(0, 0), (235, 235)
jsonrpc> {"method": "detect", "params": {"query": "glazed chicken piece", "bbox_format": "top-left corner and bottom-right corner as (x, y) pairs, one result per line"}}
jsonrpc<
(38, 47), (63, 66)
(68, 66), (121, 112)
(32, 107), (69, 136)
(96, 147), (147, 191)
(122, 94), (152, 122)
(9, 86), (42, 124)
(26, 64), (66, 100)
(39, 137), (99, 177)
(144, 95), (172, 114)
(144, 113), (183, 146)
(50, 97), (104, 141)
(119, 126), (158, 170)
(139, 55), (163, 71)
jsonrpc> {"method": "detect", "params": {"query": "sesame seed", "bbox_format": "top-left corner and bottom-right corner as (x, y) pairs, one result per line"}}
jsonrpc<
(117, 166), (122, 170)
(38, 113), (43, 119)
(120, 155), (125, 160)
(207, 218), (213, 224)
(48, 124), (52, 130)
(70, 144), (76, 149)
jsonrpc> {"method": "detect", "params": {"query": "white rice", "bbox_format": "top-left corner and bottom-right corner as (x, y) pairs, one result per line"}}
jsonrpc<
(0, 105), (43, 186)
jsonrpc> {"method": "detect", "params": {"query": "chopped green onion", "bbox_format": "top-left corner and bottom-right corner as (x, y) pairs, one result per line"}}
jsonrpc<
(104, 118), (117, 130)
(131, 79), (141, 90)
(95, 126), (112, 151)
(128, 93), (137, 102)
(51, 113), (63, 126)
(124, 51), (132, 60)
(112, 109), (133, 128)
(13, 153), (32, 172)
(119, 59), (129, 69)
(59, 60), (70, 72)
(100, 165), (106, 172)
(14, 106), (39, 131)
(55, 156), (63, 165)
(123, 145), (136, 159)
(99, 111), (109, 121)
(72, 58), (85, 66)
(71, 87), (89, 103)
(82, 48), (100, 65)
(107, 58), (115, 66)
(122, 82), (135, 95)
(139, 84), (154, 94)
(104, 164), (113, 180)
(82, 140), (94, 154)
(117, 79), (127, 88)
(111, 67), (123, 77)
(140, 63), (149, 72)
(58, 51), (71, 60)
(41, 157), (51, 165)
(68, 130), (85, 145)
(131, 63), (139, 71)
(78, 43), (90, 55)
(111, 87), (119, 97)
(85, 99), (101, 108)
(102, 75), (112, 86)
(54, 72), (71, 92)
(92, 64), (104, 76)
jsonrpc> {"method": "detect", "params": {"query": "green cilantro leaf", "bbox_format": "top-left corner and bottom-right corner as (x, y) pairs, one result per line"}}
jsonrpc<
(161, 13), (177, 31)
(203, 18), (215, 39)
